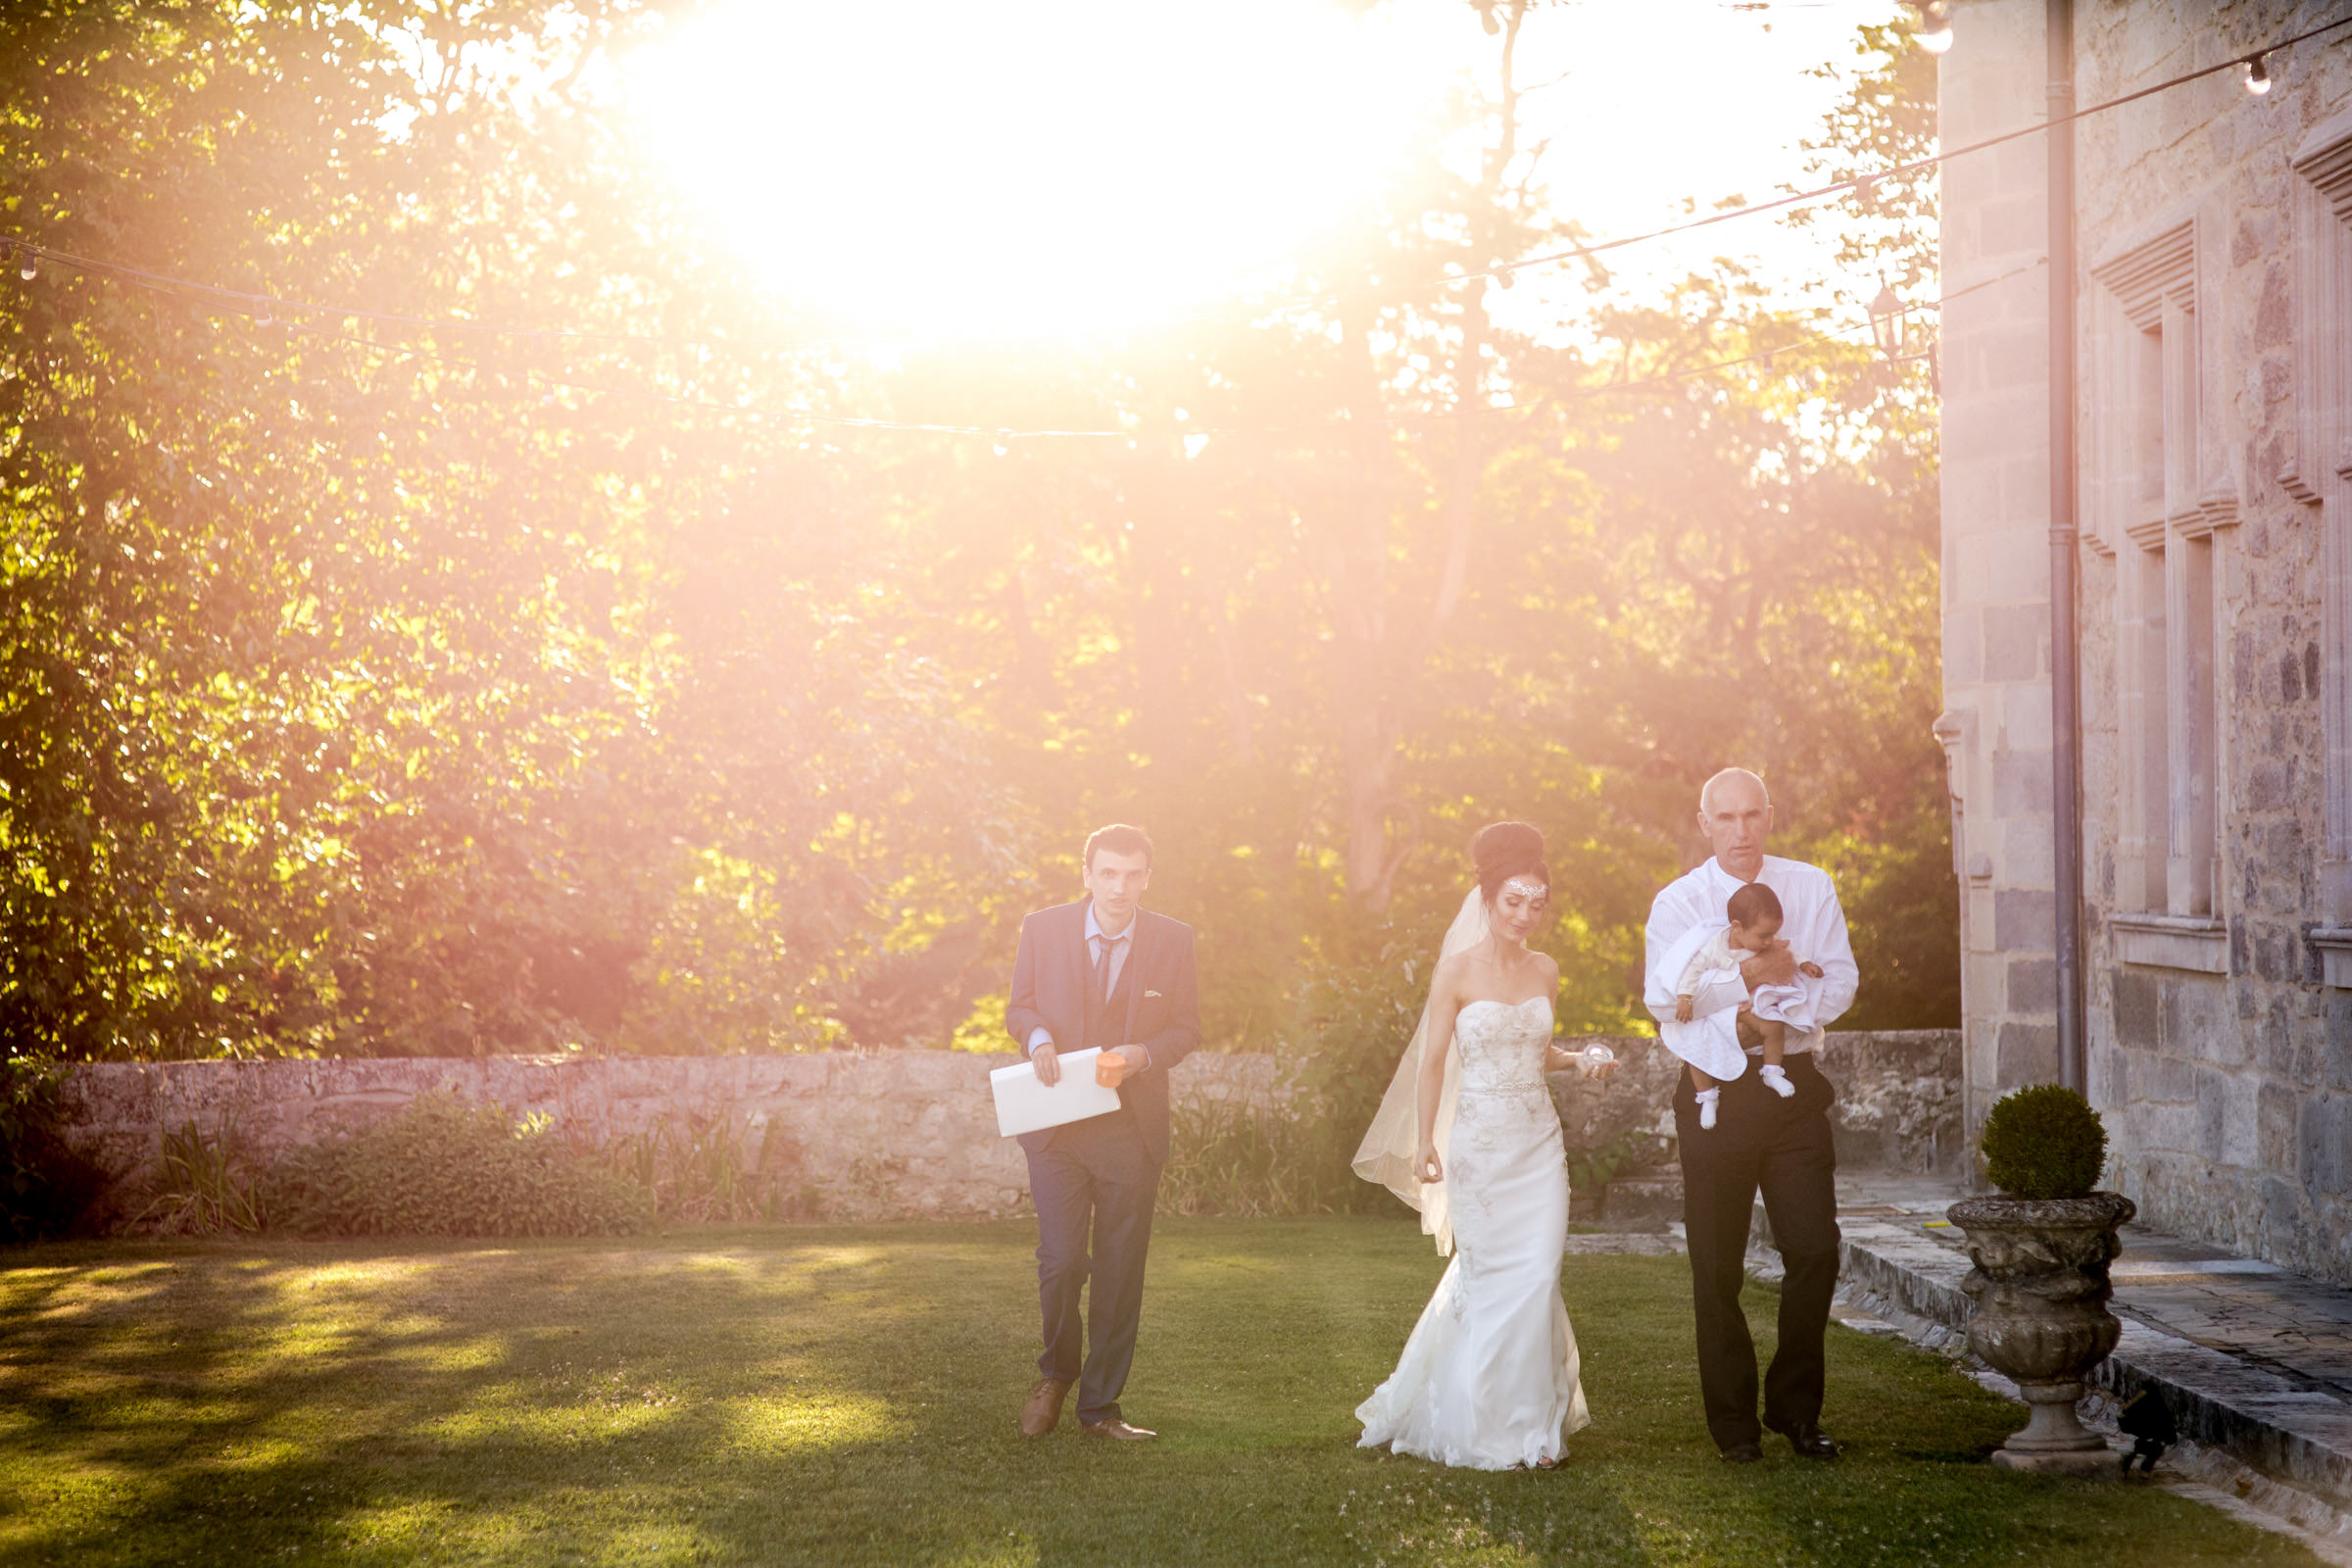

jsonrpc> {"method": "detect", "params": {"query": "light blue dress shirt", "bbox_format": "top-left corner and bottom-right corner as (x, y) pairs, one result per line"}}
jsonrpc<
(1026, 902), (1144, 1067)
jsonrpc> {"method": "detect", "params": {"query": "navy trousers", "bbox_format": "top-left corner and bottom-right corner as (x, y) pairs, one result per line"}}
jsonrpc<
(1026, 1108), (1158, 1425)
(1674, 1052), (1841, 1451)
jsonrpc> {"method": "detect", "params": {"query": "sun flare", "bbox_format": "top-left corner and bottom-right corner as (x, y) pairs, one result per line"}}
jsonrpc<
(626, 0), (1449, 339)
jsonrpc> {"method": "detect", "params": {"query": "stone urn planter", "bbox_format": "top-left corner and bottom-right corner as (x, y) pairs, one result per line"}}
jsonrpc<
(1947, 1191), (2134, 1473)
(1947, 1194), (2135, 1476)
(1949, 1083), (2132, 1475)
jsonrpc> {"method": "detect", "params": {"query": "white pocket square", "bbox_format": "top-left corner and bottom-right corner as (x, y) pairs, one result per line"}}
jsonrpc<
(1145, 990), (1162, 999)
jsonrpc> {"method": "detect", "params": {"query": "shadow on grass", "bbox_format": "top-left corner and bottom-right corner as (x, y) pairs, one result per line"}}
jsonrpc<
(0, 1221), (2324, 1568)
(3, 1227), (1099, 1563)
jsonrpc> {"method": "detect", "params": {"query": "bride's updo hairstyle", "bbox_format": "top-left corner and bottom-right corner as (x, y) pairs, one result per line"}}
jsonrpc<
(1470, 820), (1549, 906)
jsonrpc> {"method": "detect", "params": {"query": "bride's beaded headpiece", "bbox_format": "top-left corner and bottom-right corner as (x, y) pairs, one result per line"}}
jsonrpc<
(1501, 876), (1547, 906)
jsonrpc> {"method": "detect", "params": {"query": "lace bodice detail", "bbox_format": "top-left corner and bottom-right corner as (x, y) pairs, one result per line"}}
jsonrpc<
(1454, 997), (1555, 1096)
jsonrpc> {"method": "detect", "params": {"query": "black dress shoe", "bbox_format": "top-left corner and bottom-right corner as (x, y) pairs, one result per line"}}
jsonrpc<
(1769, 1423), (1841, 1459)
(1718, 1441), (1764, 1463)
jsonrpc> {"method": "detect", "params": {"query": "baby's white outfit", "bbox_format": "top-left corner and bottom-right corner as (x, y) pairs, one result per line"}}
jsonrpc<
(1674, 929), (1811, 1124)
(1676, 930), (1815, 1032)
(1674, 928), (1751, 1002)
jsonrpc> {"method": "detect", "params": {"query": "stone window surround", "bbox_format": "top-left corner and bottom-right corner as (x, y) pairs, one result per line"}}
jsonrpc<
(2088, 202), (2234, 970)
(2107, 911), (2227, 975)
(2286, 108), (2352, 978)
(2309, 926), (2352, 988)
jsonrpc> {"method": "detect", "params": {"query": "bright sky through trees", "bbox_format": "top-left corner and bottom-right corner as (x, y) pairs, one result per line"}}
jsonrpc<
(628, 0), (1435, 336)
(627, 0), (1904, 342)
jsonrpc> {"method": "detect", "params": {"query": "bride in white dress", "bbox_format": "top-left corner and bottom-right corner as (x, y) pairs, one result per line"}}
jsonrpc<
(1351, 821), (1607, 1470)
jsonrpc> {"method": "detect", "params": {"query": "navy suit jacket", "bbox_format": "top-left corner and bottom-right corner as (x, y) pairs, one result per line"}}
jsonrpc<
(1005, 902), (1200, 1166)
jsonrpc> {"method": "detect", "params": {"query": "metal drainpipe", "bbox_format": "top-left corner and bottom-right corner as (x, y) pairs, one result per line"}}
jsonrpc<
(2047, 0), (2087, 1093)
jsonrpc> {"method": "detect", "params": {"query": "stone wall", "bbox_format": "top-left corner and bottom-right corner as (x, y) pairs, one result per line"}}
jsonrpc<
(55, 1031), (1956, 1227)
(1940, 0), (2352, 1287)
(57, 1051), (1282, 1225)
(1548, 1031), (1966, 1181)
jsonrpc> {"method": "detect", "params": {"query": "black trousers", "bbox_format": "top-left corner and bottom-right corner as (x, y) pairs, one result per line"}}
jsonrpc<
(1026, 1109), (1159, 1425)
(1674, 1051), (1841, 1451)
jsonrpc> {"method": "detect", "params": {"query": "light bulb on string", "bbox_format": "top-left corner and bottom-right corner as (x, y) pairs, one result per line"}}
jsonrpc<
(1494, 268), (1515, 291)
(17, 247), (35, 282)
(1913, 1), (1954, 56)
(1869, 281), (1905, 362)
(992, 431), (1012, 458)
(2242, 55), (2273, 95)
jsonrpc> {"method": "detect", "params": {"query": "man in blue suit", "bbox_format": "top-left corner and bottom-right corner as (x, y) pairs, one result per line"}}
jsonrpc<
(1006, 823), (1200, 1442)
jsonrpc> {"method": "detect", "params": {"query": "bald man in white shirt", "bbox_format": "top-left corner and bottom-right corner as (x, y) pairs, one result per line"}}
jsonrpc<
(1643, 767), (1858, 1464)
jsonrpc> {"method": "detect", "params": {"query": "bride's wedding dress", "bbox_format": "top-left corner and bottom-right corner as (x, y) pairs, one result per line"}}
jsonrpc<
(1355, 996), (1590, 1469)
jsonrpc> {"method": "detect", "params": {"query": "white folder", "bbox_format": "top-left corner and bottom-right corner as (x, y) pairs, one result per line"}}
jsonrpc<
(989, 1048), (1123, 1138)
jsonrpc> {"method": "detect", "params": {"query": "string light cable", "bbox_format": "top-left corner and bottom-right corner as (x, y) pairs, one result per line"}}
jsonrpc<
(0, 8), (2340, 436)
(1457, 256), (2037, 428)
(228, 251), (2034, 444)
(243, 312), (1147, 440)
(1385, 8), (2352, 304)
(0, 236), (882, 358)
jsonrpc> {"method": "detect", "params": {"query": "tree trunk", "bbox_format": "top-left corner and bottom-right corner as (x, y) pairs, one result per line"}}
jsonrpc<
(1331, 2), (1530, 910)
(1330, 302), (1403, 911)
(1431, 0), (1526, 632)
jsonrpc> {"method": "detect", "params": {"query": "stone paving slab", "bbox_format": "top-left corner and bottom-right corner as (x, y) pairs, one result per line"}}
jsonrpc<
(2108, 1263), (2352, 1402)
(1818, 1177), (2352, 1515)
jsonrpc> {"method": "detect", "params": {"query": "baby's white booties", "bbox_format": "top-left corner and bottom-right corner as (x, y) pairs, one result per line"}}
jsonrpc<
(1695, 1087), (1721, 1129)
(1758, 1063), (1795, 1099)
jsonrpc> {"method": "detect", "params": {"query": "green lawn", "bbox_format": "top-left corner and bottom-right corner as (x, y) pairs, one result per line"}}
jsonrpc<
(0, 1216), (2317, 1567)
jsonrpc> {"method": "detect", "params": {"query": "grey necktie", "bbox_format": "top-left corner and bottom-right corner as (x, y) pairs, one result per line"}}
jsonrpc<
(1094, 934), (1125, 1003)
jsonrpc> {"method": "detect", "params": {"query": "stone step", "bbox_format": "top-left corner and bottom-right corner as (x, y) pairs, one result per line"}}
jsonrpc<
(1595, 1173), (1682, 1232)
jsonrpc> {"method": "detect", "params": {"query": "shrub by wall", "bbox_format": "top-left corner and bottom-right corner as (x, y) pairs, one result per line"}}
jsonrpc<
(265, 1093), (653, 1238)
(1, 1060), (107, 1241)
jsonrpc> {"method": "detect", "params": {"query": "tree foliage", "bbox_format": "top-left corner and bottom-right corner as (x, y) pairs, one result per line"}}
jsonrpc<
(0, 1), (1953, 1061)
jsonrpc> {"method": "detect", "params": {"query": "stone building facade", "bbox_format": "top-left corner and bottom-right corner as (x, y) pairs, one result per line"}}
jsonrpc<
(1939, 0), (2352, 1284)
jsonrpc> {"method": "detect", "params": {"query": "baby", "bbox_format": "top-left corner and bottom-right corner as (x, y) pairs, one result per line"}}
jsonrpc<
(1673, 881), (1825, 1129)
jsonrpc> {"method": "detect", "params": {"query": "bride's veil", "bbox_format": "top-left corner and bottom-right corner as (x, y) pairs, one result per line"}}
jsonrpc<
(1350, 885), (1490, 1256)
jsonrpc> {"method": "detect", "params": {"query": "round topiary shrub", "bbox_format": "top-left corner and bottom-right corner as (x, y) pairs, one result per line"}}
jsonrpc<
(1980, 1084), (2108, 1200)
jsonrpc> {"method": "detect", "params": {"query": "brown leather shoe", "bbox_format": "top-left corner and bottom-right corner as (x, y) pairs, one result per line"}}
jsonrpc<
(1019, 1378), (1071, 1438)
(1080, 1416), (1155, 1441)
